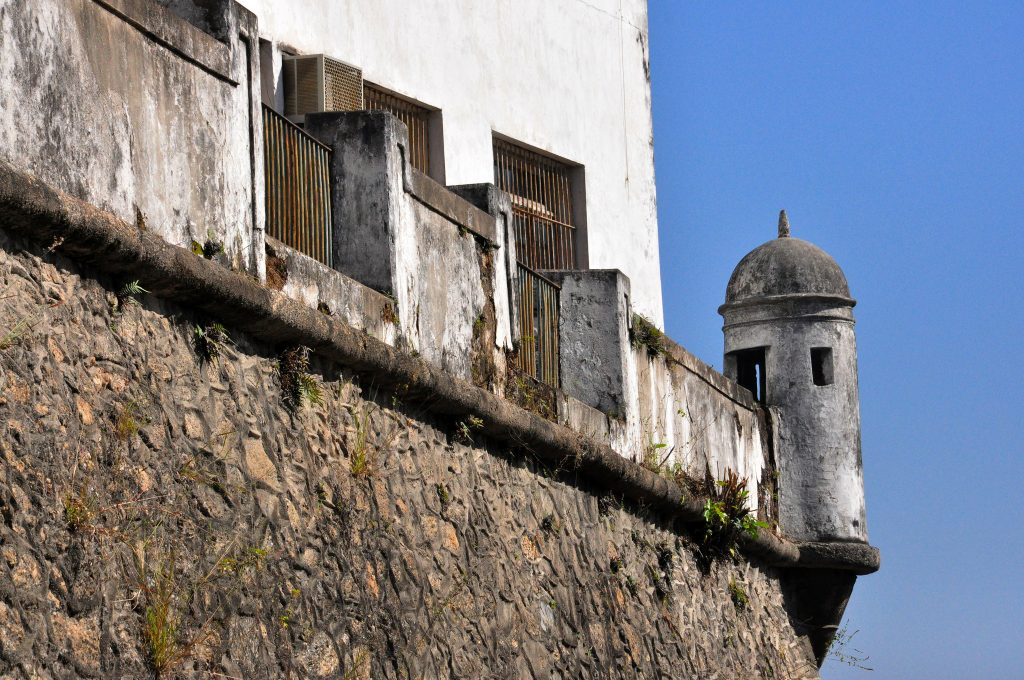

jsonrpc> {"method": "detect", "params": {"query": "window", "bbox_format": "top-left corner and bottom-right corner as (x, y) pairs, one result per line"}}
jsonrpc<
(364, 83), (438, 178)
(727, 347), (767, 403)
(811, 347), (834, 386)
(493, 138), (579, 271)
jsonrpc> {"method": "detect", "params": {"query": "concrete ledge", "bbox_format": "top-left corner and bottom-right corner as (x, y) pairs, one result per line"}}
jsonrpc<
(406, 170), (497, 244)
(660, 333), (759, 409)
(795, 541), (881, 575)
(0, 160), (878, 575)
(92, 0), (235, 83)
(265, 237), (396, 342)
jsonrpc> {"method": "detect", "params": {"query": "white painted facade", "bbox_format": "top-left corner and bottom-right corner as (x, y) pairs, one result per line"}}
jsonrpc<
(244, 0), (664, 326)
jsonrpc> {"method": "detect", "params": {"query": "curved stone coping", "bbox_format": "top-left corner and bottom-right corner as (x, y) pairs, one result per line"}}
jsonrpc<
(794, 541), (881, 575)
(718, 292), (857, 315)
(0, 161), (879, 576)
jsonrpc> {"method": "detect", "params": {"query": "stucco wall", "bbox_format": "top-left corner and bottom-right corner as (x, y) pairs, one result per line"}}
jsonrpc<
(0, 226), (817, 678)
(0, 0), (264, 275)
(632, 341), (773, 516)
(245, 0), (664, 326)
(546, 269), (774, 517)
(304, 111), (509, 384)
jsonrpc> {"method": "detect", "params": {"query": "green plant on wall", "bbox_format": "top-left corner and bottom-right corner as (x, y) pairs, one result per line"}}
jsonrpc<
(630, 313), (666, 357)
(702, 468), (768, 560)
(454, 415), (484, 444)
(62, 488), (97, 533)
(113, 398), (150, 441)
(142, 560), (181, 677)
(278, 346), (324, 410)
(348, 404), (374, 477)
(0, 310), (40, 351)
(728, 578), (749, 611)
(113, 279), (149, 314)
(190, 238), (224, 260)
(639, 423), (691, 490)
(192, 322), (231, 365)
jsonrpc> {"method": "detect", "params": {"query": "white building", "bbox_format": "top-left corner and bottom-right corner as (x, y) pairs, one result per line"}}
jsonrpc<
(245, 0), (664, 326)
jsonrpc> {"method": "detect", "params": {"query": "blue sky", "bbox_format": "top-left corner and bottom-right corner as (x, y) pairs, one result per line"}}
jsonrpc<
(648, 2), (1024, 678)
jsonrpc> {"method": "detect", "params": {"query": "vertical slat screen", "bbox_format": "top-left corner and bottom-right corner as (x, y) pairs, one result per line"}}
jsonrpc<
(363, 83), (432, 175)
(262, 105), (333, 266)
(517, 264), (560, 387)
(493, 139), (577, 271)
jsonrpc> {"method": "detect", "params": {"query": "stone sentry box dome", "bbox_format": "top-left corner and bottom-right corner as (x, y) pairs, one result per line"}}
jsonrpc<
(719, 211), (867, 543)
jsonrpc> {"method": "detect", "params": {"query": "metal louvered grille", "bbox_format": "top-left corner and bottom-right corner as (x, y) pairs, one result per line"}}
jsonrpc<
(283, 56), (320, 117)
(516, 264), (560, 387)
(283, 55), (363, 117)
(364, 83), (431, 174)
(263, 105), (333, 265)
(493, 139), (577, 271)
(323, 56), (364, 111)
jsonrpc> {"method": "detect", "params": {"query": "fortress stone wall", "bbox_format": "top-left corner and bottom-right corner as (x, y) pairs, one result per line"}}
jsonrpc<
(0, 227), (819, 678)
(0, 1), (878, 676)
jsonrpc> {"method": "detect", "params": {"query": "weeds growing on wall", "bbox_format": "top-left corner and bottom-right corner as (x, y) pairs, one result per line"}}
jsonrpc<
(640, 433), (693, 492)
(728, 578), (749, 611)
(825, 624), (873, 671)
(113, 279), (148, 314)
(701, 468), (768, 561)
(142, 559), (181, 677)
(380, 297), (399, 325)
(454, 415), (484, 445)
(278, 346), (324, 410)
(436, 484), (451, 511)
(540, 513), (563, 536)
(630, 313), (666, 357)
(348, 404), (374, 477)
(0, 311), (40, 351)
(113, 399), (149, 441)
(191, 323), (231, 365)
(190, 238), (225, 260)
(62, 489), (97, 533)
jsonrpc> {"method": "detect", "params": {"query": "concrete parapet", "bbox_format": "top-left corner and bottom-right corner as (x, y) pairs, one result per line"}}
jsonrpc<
(304, 112), (404, 294)
(304, 111), (519, 383)
(538, 267), (773, 521)
(0, 0), (265, 277)
(265, 237), (397, 345)
(0, 159), (880, 577)
(632, 334), (774, 516)
(448, 183), (518, 353)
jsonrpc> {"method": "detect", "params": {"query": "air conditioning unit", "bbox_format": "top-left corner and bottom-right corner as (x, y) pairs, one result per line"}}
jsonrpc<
(282, 54), (364, 123)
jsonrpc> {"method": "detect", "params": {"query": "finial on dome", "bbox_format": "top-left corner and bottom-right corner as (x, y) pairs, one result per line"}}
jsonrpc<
(778, 210), (790, 238)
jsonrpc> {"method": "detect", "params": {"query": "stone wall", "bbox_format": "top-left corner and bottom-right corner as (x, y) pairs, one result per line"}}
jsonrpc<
(0, 228), (820, 677)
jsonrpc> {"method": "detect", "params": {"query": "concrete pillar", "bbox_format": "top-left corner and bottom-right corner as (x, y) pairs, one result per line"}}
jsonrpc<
(449, 184), (519, 348)
(304, 111), (409, 294)
(544, 269), (632, 418)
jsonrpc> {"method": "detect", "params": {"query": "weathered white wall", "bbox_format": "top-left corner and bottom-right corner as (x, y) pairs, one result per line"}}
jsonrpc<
(0, 0), (264, 276)
(242, 0), (664, 326)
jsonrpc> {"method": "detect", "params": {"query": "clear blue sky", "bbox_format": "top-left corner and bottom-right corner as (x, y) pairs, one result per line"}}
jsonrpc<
(648, 2), (1024, 678)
